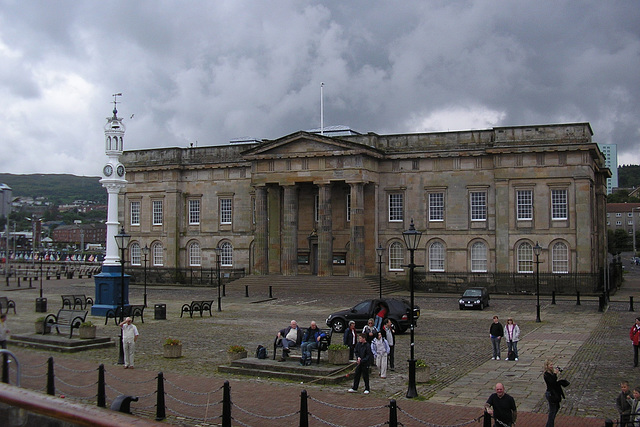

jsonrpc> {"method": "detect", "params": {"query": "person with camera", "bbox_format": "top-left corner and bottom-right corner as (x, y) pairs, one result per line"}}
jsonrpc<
(629, 317), (640, 367)
(543, 359), (569, 427)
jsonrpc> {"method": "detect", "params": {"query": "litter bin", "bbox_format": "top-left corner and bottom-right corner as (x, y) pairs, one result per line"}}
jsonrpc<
(35, 297), (47, 313)
(154, 303), (166, 320)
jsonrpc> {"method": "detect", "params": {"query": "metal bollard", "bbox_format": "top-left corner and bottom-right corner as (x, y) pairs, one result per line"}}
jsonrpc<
(97, 364), (106, 407)
(630, 296), (635, 312)
(17, 277), (20, 287)
(245, 285), (249, 298)
(223, 284), (226, 297)
(388, 399), (398, 427)
(269, 285), (273, 299)
(576, 291), (581, 306)
(299, 390), (308, 427)
(598, 295), (605, 312)
(1, 353), (8, 384)
(551, 291), (556, 305)
(222, 380), (231, 427)
(29, 277), (33, 288)
(156, 372), (166, 421)
(46, 357), (55, 396)
(604, 419), (613, 427)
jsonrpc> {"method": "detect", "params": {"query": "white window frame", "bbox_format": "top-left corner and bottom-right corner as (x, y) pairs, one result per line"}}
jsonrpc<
(429, 242), (445, 272)
(130, 242), (141, 266)
(429, 193), (444, 222)
(552, 242), (569, 273)
(152, 242), (163, 266)
(389, 242), (404, 271)
(220, 198), (232, 224)
(152, 200), (163, 226)
(551, 189), (567, 220)
(470, 192), (487, 221)
(189, 242), (201, 266)
(517, 242), (533, 273)
(220, 242), (233, 266)
(517, 190), (533, 220)
(188, 199), (201, 225)
(470, 241), (487, 272)
(388, 193), (403, 222)
(130, 201), (140, 226)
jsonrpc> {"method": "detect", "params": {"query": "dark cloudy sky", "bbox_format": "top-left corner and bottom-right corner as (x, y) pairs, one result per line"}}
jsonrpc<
(1, 1), (639, 176)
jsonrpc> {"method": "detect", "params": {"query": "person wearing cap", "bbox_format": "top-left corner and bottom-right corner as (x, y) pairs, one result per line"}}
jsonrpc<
(119, 317), (139, 369)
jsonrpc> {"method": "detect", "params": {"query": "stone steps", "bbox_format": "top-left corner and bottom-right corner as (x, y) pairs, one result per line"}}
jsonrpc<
(10, 334), (116, 353)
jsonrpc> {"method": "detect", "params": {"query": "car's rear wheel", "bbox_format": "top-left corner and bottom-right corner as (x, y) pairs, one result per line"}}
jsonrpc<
(480, 302), (484, 310)
(331, 318), (346, 333)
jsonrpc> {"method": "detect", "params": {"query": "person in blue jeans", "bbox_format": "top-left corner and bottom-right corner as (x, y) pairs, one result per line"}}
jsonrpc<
(543, 359), (565, 427)
(503, 318), (520, 361)
(300, 321), (325, 365)
(489, 315), (503, 360)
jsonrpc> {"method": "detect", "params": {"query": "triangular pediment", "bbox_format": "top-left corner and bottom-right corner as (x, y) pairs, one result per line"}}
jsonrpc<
(242, 131), (381, 159)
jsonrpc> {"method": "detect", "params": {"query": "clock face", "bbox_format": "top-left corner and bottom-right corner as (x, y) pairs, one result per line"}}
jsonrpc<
(117, 165), (125, 177)
(103, 165), (113, 177)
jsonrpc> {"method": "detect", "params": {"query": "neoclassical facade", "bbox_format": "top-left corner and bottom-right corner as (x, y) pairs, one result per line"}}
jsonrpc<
(120, 122), (609, 279)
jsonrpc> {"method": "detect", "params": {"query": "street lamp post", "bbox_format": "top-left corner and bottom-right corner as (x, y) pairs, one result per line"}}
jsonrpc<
(114, 227), (131, 365)
(633, 207), (639, 258)
(215, 247), (222, 312)
(533, 241), (542, 323)
(402, 219), (422, 399)
(142, 245), (149, 307)
(376, 246), (384, 299)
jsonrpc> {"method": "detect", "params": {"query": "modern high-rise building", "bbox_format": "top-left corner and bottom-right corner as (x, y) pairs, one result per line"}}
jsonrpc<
(118, 122), (610, 281)
(598, 143), (618, 194)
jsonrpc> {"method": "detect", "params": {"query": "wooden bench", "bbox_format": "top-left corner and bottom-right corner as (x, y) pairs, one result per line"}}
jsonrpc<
(273, 328), (332, 364)
(0, 297), (16, 315)
(43, 309), (88, 338)
(104, 305), (145, 325)
(61, 295), (94, 310)
(180, 300), (214, 318)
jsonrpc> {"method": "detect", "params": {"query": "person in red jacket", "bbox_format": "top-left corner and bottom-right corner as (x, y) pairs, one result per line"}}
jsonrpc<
(630, 317), (640, 367)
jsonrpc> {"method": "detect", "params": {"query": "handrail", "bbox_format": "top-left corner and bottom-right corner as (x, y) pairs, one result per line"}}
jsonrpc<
(0, 349), (20, 387)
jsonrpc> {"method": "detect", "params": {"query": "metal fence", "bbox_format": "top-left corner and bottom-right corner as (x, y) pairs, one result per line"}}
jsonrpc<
(127, 266), (246, 286)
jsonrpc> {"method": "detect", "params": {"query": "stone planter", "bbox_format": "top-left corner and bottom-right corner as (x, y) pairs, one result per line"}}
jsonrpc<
(416, 365), (431, 383)
(163, 344), (183, 358)
(79, 326), (97, 339)
(327, 348), (350, 365)
(35, 321), (51, 334)
(227, 350), (247, 363)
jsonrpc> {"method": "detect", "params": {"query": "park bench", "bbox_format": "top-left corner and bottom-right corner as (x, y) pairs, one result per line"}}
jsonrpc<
(180, 300), (215, 318)
(104, 305), (146, 325)
(273, 328), (332, 365)
(0, 297), (16, 315)
(61, 295), (94, 310)
(43, 309), (88, 338)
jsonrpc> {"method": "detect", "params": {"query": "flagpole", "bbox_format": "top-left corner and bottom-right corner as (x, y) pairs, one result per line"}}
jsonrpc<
(320, 82), (324, 135)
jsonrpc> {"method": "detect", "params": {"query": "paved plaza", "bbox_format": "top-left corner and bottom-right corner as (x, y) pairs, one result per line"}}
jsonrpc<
(2, 261), (640, 426)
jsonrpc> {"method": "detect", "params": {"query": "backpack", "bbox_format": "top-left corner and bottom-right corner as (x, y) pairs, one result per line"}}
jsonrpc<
(256, 345), (267, 359)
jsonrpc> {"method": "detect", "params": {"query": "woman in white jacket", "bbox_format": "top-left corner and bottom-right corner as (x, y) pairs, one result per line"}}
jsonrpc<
(504, 318), (520, 361)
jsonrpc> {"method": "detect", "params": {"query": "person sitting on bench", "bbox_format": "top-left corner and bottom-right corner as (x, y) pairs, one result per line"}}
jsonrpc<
(300, 321), (326, 366)
(276, 320), (303, 361)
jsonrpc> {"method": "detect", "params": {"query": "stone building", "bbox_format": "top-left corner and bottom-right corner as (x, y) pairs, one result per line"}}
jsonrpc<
(120, 122), (609, 281)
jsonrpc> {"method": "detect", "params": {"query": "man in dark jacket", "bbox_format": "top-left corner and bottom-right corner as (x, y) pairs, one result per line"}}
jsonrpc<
(276, 320), (303, 361)
(347, 334), (373, 394)
(300, 321), (326, 365)
(485, 383), (517, 427)
(489, 316), (504, 360)
(617, 381), (632, 427)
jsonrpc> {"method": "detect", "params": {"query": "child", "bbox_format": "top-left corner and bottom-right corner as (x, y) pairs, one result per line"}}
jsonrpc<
(371, 332), (391, 378)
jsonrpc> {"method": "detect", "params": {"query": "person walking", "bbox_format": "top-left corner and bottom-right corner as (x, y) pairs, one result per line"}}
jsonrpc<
(617, 381), (632, 427)
(119, 317), (139, 369)
(382, 318), (395, 370)
(630, 317), (640, 367)
(0, 314), (10, 349)
(504, 318), (520, 361)
(484, 382), (517, 427)
(543, 359), (568, 427)
(347, 334), (373, 394)
(489, 316), (503, 360)
(371, 331), (390, 378)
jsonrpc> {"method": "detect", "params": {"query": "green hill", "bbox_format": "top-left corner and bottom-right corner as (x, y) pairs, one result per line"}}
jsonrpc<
(0, 173), (105, 205)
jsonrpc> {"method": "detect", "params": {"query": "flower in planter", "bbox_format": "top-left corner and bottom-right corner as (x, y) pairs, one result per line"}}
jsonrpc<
(228, 345), (246, 353)
(80, 321), (95, 328)
(327, 344), (349, 351)
(165, 338), (182, 346)
(416, 359), (428, 368)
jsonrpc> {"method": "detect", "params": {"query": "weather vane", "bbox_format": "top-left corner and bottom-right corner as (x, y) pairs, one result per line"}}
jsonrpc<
(112, 93), (122, 116)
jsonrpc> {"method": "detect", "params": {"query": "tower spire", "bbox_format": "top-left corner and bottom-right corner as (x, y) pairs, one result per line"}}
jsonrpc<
(112, 93), (122, 118)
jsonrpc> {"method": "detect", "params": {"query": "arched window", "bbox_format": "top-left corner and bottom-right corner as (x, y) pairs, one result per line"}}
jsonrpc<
(152, 242), (164, 266)
(189, 242), (201, 266)
(429, 242), (445, 272)
(517, 242), (533, 273)
(130, 242), (141, 266)
(471, 241), (487, 272)
(552, 242), (569, 273)
(389, 242), (404, 271)
(220, 242), (233, 267)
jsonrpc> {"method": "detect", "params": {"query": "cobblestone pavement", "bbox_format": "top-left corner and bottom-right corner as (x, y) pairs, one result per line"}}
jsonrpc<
(2, 268), (639, 426)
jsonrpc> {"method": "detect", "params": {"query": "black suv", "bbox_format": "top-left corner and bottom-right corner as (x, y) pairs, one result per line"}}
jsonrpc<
(458, 287), (490, 310)
(325, 298), (420, 334)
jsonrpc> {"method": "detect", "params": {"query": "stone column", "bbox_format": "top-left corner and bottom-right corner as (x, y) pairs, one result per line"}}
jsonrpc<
(254, 186), (268, 275)
(317, 184), (333, 276)
(349, 183), (365, 277)
(494, 180), (510, 271)
(282, 185), (298, 276)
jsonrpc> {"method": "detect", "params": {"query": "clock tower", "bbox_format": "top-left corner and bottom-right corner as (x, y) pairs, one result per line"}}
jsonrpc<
(92, 93), (130, 316)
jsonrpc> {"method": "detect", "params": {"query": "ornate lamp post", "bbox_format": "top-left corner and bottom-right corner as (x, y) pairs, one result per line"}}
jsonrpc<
(402, 219), (422, 398)
(533, 241), (542, 323)
(376, 245), (384, 299)
(35, 249), (47, 312)
(114, 227), (131, 365)
(142, 245), (149, 307)
(215, 247), (222, 312)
